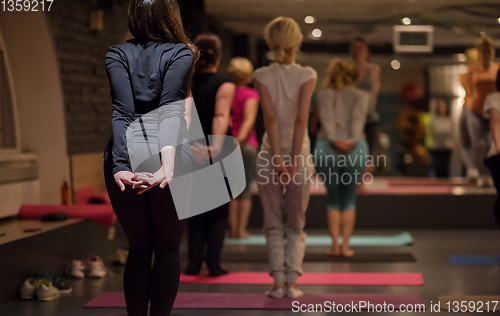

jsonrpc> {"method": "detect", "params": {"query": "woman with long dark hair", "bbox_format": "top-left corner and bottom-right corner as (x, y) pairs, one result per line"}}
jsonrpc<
(103, 0), (197, 315)
(185, 33), (236, 276)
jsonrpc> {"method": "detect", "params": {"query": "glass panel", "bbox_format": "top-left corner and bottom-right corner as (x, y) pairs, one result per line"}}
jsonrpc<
(0, 50), (16, 148)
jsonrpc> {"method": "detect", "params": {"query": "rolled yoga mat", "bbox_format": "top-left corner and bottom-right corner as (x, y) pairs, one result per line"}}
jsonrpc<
(448, 255), (500, 266)
(19, 204), (116, 227)
(225, 232), (414, 246)
(218, 251), (416, 263)
(85, 292), (424, 310)
(179, 272), (424, 286)
(438, 295), (500, 312)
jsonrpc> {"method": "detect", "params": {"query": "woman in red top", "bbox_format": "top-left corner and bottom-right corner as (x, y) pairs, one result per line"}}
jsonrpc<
(227, 57), (260, 238)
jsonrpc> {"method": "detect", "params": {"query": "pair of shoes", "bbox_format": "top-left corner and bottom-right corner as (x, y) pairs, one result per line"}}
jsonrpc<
(19, 272), (72, 301)
(66, 256), (106, 279)
(265, 286), (304, 299)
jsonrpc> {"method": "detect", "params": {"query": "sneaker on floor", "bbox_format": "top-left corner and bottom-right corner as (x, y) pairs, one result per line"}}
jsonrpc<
(36, 279), (59, 302)
(65, 260), (86, 279)
(48, 275), (72, 295)
(87, 256), (106, 278)
(19, 277), (37, 300)
(286, 287), (304, 299)
(266, 287), (286, 299)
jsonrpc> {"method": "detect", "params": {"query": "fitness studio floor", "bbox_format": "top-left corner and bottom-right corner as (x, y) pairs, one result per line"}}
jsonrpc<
(2, 229), (500, 316)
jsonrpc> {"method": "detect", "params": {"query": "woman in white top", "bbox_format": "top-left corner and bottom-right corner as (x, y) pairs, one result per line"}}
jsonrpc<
(254, 17), (317, 299)
(428, 98), (454, 177)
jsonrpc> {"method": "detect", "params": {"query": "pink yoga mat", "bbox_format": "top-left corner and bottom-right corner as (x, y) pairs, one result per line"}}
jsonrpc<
(85, 292), (424, 310)
(361, 186), (452, 195)
(180, 272), (423, 286)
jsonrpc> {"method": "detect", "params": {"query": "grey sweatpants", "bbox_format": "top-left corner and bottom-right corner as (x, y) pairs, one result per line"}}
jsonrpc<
(256, 148), (314, 283)
(467, 110), (491, 176)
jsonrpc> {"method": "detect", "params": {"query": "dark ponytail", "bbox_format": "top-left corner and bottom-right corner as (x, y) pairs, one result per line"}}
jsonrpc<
(194, 33), (222, 73)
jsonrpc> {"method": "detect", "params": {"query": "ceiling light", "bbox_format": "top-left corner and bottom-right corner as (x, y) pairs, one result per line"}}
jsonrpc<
(391, 59), (401, 70)
(312, 28), (322, 38)
(305, 16), (315, 24)
(402, 17), (411, 25)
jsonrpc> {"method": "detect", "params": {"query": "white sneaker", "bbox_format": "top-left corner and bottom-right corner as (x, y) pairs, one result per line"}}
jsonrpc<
(36, 279), (60, 302)
(65, 260), (86, 279)
(87, 256), (107, 278)
(287, 287), (304, 298)
(19, 277), (37, 300)
(265, 287), (286, 299)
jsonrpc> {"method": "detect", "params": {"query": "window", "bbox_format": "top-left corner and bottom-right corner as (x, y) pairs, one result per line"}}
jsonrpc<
(0, 50), (17, 149)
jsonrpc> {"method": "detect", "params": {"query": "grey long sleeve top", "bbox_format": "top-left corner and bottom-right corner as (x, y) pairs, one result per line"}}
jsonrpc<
(105, 40), (193, 174)
(317, 86), (370, 144)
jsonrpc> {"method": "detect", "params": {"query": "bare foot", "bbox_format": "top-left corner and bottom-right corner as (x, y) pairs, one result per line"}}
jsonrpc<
(342, 249), (355, 257)
(230, 232), (239, 238)
(326, 245), (341, 256)
(238, 231), (252, 239)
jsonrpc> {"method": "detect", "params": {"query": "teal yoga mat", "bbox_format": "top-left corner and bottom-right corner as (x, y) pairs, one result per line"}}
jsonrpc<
(225, 232), (414, 247)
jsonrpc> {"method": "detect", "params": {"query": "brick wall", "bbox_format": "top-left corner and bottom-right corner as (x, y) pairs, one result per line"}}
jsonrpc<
(46, 0), (129, 154)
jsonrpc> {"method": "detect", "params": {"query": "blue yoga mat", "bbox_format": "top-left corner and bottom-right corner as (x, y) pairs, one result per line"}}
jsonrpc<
(225, 232), (414, 247)
(448, 255), (500, 266)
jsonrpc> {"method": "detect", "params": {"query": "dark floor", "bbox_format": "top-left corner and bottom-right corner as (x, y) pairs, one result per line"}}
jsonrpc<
(3, 229), (500, 315)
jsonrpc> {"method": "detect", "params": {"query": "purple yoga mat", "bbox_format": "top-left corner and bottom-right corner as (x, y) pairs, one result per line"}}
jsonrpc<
(84, 292), (424, 310)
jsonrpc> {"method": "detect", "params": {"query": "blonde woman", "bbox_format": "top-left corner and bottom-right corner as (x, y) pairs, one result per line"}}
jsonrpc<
(254, 17), (316, 299)
(314, 59), (369, 257)
(466, 37), (499, 187)
(227, 57), (260, 239)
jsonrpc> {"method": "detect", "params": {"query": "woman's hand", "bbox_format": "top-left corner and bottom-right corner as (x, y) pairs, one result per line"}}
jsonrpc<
(333, 140), (354, 154)
(137, 165), (174, 194)
(272, 156), (290, 185)
(114, 171), (149, 192)
(191, 141), (209, 165)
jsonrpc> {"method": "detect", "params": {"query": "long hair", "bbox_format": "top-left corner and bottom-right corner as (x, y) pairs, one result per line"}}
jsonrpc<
(194, 33), (222, 73)
(128, 0), (198, 74)
(323, 58), (358, 90)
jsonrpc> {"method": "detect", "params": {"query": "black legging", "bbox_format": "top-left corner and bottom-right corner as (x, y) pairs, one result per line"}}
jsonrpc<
(186, 202), (229, 273)
(104, 144), (191, 316)
(487, 154), (500, 228)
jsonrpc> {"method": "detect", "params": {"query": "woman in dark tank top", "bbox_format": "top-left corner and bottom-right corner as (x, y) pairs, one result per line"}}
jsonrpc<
(185, 33), (236, 277)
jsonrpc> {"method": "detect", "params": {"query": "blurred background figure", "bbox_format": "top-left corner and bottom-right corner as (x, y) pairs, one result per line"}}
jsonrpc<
(350, 38), (382, 161)
(459, 48), (479, 179)
(227, 57), (260, 239)
(465, 37), (499, 187)
(428, 98), (454, 178)
(484, 69), (500, 228)
(186, 33), (236, 277)
(315, 58), (369, 257)
(396, 83), (428, 176)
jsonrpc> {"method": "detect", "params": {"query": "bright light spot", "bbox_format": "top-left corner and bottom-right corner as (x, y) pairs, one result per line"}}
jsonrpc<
(391, 59), (401, 70)
(305, 16), (315, 24)
(312, 28), (322, 38)
(402, 17), (411, 25)
(497, 18), (500, 24)
(457, 53), (466, 62)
